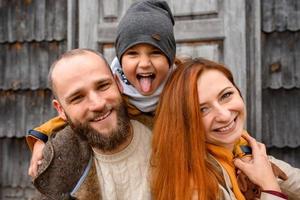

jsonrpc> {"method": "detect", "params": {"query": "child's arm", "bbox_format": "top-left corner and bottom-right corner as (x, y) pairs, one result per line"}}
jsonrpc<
(26, 116), (67, 151)
(28, 140), (45, 177)
(26, 116), (67, 178)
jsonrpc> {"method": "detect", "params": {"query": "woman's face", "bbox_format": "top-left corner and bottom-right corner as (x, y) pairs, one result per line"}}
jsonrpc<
(197, 69), (246, 150)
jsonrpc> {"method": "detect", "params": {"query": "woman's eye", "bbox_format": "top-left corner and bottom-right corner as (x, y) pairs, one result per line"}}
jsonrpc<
(200, 107), (209, 114)
(221, 91), (233, 101)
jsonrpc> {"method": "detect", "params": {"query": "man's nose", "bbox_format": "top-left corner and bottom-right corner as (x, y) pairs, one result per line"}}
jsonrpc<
(214, 105), (231, 122)
(88, 92), (106, 111)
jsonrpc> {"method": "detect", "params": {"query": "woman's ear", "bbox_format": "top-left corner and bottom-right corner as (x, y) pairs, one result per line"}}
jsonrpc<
(52, 99), (67, 121)
(114, 74), (123, 93)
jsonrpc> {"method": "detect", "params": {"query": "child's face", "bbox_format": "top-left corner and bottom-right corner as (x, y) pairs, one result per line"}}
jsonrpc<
(197, 69), (245, 151)
(121, 43), (170, 96)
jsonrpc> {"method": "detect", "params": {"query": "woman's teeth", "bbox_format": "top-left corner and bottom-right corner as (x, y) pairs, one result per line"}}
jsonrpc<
(216, 120), (235, 132)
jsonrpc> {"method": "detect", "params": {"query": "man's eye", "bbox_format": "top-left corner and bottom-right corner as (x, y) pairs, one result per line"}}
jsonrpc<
(70, 95), (83, 103)
(97, 83), (110, 91)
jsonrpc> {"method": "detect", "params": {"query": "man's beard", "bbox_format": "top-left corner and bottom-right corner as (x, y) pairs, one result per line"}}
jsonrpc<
(66, 101), (131, 153)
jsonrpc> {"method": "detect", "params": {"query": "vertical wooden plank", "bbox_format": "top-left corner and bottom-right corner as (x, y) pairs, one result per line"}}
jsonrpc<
(223, 0), (247, 102)
(35, 0), (46, 41)
(103, 45), (116, 65)
(103, 0), (118, 18)
(246, 0), (262, 139)
(172, 0), (218, 16)
(295, 33), (300, 88)
(78, 0), (99, 49)
(176, 43), (220, 62)
(67, 0), (78, 50)
(287, 0), (300, 31)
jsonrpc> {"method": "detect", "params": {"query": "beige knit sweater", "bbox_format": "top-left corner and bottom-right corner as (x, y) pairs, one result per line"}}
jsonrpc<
(93, 120), (152, 200)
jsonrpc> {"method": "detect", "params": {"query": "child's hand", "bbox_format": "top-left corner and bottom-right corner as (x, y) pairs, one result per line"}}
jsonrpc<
(28, 140), (45, 178)
(233, 134), (281, 191)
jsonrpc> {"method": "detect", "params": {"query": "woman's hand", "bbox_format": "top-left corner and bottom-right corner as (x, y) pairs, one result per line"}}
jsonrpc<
(28, 140), (45, 178)
(234, 134), (281, 191)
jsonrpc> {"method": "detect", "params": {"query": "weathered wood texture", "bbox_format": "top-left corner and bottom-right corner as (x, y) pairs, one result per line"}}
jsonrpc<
(262, 32), (300, 89)
(0, 138), (32, 187)
(260, 0), (300, 168)
(246, 0), (262, 140)
(0, 138), (36, 199)
(268, 147), (300, 168)
(0, 0), (68, 198)
(0, 90), (56, 138)
(0, 42), (66, 90)
(0, 0), (67, 42)
(262, 0), (300, 32)
(262, 88), (300, 148)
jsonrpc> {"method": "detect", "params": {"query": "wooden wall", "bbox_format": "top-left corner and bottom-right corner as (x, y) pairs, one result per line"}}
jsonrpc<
(260, 0), (300, 167)
(0, 0), (67, 199)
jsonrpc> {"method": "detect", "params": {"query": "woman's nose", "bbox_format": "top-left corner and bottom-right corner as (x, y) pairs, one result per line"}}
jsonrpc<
(214, 105), (231, 122)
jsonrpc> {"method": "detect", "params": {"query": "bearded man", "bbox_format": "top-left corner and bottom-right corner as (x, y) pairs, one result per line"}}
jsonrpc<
(32, 49), (151, 200)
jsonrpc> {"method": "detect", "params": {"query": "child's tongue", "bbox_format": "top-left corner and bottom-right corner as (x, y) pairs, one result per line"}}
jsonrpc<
(139, 77), (152, 93)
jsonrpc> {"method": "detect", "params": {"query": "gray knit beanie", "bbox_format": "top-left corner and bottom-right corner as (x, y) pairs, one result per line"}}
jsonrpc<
(115, 0), (176, 65)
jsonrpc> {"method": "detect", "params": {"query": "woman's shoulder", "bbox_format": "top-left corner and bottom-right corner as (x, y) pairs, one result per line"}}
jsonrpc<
(268, 156), (300, 199)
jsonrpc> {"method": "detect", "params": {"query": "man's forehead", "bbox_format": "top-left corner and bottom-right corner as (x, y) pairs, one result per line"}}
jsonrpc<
(54, 52), (110, 74)
(52, 52), (113, 91)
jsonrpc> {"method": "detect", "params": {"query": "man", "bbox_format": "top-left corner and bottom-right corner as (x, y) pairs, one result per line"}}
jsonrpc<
(33, 49), (152, 199)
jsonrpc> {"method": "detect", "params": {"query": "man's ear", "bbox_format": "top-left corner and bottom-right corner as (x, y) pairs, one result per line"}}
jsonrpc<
(114, 74), (123, 93)
(52, 99), (67, 121)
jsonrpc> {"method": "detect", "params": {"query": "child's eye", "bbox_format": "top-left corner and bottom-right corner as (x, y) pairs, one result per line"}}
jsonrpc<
(151, 50), (163, 55)
(124, 50), (138, 56)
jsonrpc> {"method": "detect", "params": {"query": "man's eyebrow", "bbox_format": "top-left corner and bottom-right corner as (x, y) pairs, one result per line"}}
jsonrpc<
(65, 89), (82, 102)
(65, 77), (112, 101)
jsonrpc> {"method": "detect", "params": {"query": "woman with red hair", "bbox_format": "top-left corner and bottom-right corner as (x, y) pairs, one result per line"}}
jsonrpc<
(151, 58), (300, 200)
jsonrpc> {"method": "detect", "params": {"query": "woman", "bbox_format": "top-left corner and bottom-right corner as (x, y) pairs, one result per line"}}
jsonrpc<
(151, 58), (300, 200)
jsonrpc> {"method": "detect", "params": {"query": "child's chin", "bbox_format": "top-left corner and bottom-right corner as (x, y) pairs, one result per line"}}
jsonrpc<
(137, 88), (155, 96)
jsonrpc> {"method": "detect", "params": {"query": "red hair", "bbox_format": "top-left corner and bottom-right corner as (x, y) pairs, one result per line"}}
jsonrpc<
(151, 58), (238, 200)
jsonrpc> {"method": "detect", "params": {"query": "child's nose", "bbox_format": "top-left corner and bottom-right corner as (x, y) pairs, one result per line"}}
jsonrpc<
(138, 55), (151, 68)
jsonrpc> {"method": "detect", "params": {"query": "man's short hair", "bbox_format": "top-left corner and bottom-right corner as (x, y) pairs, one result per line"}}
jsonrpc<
(48, 49), (111, 99)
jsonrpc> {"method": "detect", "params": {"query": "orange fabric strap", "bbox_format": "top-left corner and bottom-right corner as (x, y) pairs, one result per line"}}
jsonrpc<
(207, 141), (246, 200)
